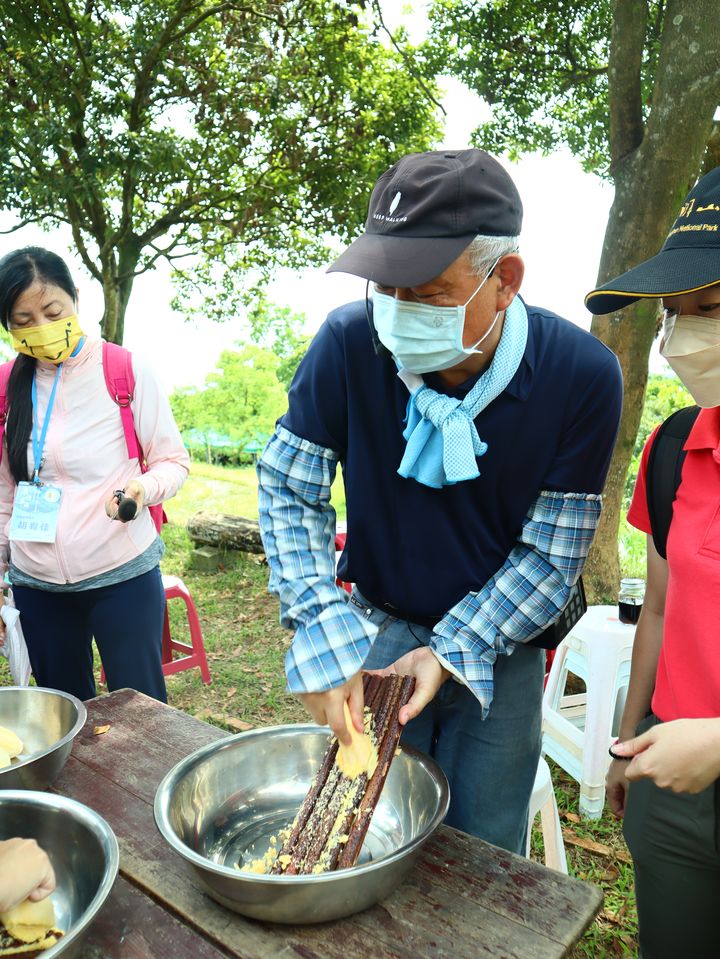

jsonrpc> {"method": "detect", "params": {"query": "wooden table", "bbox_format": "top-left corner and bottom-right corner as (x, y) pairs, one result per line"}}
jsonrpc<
(52, 689), (602, 958)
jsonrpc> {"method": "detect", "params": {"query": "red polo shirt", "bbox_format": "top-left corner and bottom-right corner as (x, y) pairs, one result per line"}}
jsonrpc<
(628, 407), (720, 722)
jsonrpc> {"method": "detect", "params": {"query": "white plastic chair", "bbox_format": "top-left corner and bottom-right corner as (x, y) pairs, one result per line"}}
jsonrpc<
(526, 757), (568, 873)
(541, 605), (637, 819)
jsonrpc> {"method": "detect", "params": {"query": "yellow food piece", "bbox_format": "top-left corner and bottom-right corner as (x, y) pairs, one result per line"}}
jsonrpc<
(0, 726), (22, 759)
(336, 703), (378, 779)
(1, 896), (55, 943)
(0, 748), (11, 770)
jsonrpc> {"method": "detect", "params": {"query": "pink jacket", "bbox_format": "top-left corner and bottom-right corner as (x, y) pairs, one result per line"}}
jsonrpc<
(0, 338), (190, 585)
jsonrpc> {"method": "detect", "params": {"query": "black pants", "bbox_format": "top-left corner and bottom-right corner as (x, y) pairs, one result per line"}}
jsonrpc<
(623, 714), (720, 959)
(13, 566), (167, 702)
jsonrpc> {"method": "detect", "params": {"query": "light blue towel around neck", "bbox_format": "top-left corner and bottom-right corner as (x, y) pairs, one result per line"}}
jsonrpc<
(397, 296), (529, 488)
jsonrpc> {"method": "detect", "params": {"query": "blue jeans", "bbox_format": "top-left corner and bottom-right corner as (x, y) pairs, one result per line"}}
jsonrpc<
(13, 566), (167, 703)
(357, 590), (544, 854)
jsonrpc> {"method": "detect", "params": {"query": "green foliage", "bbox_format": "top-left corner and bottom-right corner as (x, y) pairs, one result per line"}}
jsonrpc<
(425, 0), (664, 177)
(623, 372), (693, 508)
(170, 295), (312, 460)
(246, 295), (310, 390)
(171, 344), (288, 453)
(0, 0), (441, 341)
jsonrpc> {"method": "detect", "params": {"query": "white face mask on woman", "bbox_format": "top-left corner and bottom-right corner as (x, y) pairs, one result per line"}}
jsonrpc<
(660, 311), (720, 408)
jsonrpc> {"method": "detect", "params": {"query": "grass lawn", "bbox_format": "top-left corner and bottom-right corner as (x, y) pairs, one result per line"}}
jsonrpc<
(2, 459), (639, 956)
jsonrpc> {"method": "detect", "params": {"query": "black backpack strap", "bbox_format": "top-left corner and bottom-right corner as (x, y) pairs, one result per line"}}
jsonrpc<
(646, 405), (701, 559)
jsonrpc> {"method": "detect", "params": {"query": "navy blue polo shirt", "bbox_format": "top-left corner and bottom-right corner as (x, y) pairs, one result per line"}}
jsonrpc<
(281, 299), (622, 621)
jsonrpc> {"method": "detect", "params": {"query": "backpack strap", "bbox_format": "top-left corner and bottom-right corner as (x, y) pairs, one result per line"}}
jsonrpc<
(646, 405), (701, 559)
(102, 341), (141, 462)
(0, 359), (16, 466)
(102, 341), (166, 532)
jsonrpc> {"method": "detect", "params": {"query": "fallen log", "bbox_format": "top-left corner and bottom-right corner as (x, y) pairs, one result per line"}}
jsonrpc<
(186, 512), (264, 554)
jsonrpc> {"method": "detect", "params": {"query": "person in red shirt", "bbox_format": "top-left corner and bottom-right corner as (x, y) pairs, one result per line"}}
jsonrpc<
(585, 166), (720, 959)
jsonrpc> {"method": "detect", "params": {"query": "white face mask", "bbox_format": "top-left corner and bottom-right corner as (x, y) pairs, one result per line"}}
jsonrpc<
(371, 257), (501, 374)
(660, 311), (720, 408)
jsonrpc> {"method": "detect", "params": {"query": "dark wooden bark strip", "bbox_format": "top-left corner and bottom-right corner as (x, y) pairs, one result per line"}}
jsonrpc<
(299, 774), (367, 874)
(368, 674), (403, 747)
(324, 770), (370, 871)
(269, 736), (339, 873)
(271, 674), (382, 874)
(276, 765), (343, 874)
(338, 676), (416, 869)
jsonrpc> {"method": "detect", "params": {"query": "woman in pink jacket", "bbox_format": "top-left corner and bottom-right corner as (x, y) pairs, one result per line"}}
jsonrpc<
(0, 247), (189, 702)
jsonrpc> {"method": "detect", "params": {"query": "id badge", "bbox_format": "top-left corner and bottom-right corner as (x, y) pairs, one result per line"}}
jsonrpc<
(9, 481), (62, 543)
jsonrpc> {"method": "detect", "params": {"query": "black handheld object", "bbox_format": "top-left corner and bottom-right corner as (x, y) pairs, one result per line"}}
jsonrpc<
(114, 489), (138, 522)
(608, 743), (630, 762)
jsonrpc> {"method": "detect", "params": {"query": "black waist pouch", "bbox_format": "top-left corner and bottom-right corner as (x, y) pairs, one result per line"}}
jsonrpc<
(525, 578), (587, 650)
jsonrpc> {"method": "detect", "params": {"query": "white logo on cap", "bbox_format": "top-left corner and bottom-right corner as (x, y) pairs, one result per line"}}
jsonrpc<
(389, 191), (402, 214)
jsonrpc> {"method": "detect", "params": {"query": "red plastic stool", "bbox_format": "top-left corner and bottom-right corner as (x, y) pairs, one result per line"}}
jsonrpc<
(544, 648), (557, 689)
(100, 574), (211, 685)
(334, 531), (352, 595)
(160, 574), (212, 683)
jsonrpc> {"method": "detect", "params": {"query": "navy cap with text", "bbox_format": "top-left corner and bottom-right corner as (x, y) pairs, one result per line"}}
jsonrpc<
(328, 149), (523, 287)
(586, 166), (720, 315)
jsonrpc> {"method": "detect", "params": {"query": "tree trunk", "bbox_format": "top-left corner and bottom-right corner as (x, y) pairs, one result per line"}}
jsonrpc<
(100, 241), (139, 344)
(584, 0), (720, 601)
(187, 512), (265, 553)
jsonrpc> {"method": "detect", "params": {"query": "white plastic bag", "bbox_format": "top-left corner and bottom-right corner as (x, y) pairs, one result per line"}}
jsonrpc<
(0, 590), (32, 686)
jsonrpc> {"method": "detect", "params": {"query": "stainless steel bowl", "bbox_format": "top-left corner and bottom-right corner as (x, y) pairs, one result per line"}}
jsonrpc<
(0, 687), (87, 790)
(0, 790), (119, 957)
(154, 724), (450, 924)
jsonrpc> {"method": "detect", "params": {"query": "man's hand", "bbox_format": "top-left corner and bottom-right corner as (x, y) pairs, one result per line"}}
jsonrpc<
(370, 647), (450, 725)
(298, 671), (365, 746)
(0, 838), (56, 913)
(613, 718), (720, 794)
(105, 479), (145, 522)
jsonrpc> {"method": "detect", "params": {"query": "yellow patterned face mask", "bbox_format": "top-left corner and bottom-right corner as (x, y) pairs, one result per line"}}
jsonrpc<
(10, 314), (84, 364)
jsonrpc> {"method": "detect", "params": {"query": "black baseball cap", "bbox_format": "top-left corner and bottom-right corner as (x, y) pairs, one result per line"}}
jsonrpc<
(585, 166), (720, 315)
(328, 149), (523, 287)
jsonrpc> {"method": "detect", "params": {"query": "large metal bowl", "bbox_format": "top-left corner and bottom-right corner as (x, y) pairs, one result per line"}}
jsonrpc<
(0, 687), (87, 790)
(0, 790), (119, 957)
(154, 724), (449, 923)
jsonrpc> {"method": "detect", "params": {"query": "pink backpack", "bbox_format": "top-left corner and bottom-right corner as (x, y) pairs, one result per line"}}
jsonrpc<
(0, 342), (166, 532)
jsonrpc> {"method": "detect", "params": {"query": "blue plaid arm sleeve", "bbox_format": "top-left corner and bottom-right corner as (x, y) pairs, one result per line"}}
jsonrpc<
(256, 424), (377, 693)
(432, 491), (602, 718)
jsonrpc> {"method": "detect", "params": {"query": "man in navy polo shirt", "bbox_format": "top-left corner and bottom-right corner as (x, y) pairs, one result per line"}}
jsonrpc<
(257, 149), (622, 852)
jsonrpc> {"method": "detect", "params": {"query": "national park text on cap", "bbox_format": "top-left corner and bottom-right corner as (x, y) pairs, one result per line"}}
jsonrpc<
(586, 165), (720, 315)
(328, 149), (523, 288)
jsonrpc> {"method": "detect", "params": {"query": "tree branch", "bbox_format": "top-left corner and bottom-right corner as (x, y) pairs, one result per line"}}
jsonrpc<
(0, 219), (34, 235)
(371, 0), (445, 114)
(607, 0), (647, 169)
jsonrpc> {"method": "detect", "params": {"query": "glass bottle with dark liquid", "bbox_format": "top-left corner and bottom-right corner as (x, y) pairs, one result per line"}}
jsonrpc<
(618, 578), (645, 624)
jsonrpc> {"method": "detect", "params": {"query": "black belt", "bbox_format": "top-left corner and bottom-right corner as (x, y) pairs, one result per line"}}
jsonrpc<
(354, 587), (442, 630)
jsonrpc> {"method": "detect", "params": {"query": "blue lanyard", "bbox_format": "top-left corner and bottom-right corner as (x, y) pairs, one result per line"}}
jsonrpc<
(31, 365), (62, 484)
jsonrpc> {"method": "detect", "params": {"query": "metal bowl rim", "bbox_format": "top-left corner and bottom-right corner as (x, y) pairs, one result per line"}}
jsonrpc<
(154, 722), (449, 885)
(0, 789), (120, 957)
(0, 687), (87, 775)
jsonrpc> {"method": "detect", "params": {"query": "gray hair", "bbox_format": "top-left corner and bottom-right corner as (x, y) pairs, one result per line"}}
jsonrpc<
(465, 235), (520, 277)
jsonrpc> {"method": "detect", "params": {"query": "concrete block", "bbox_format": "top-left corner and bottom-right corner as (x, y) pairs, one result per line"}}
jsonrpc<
(191, 545), (223, 572)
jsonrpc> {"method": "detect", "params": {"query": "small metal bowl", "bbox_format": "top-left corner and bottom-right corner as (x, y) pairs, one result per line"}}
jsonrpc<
(0, 790), (119, 957)
(154, 724), (450, 924)
(0, 687), (87, 790)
